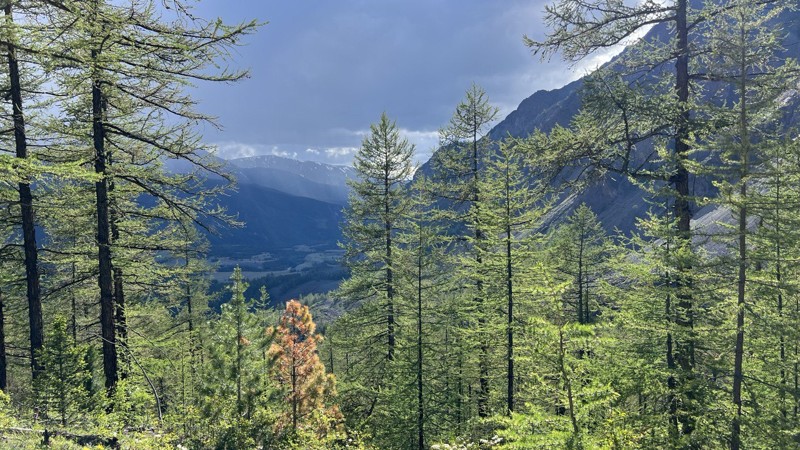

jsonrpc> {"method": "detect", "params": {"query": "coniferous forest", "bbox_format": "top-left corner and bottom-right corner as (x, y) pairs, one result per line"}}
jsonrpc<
(2, 0), (800, 448)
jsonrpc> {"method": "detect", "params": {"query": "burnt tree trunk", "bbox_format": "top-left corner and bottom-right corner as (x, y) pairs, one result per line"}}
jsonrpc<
(4, 3), (44, 381)
(0, 291), (7, 391)
(92, 63), (118, 394)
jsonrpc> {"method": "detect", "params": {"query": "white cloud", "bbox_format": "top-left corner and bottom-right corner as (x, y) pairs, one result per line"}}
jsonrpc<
(210, 141), (259, 160)
(325, 147), (359, 158)
(211, 142), (299, 160)
(268, 146), (298, 159)
(400, 128), (439, 164)
(305, 148), (320, 155)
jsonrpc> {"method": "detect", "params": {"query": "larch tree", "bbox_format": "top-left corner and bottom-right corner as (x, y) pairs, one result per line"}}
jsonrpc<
(525, 0), (733, 439)
(41, 0), (256, 394)
(549, 203), (611, 325)
(34, 316), (91, 428)
(430, 83), (499, 418)
(2, 0), (46, 383)
(476, 138), (548, 414)
(337, 112), (415, 427)
(696, 1), (797, 447)
(200, 267), (274, 448)
(341, 111), (415, 361)
(393, 176), (451, 448)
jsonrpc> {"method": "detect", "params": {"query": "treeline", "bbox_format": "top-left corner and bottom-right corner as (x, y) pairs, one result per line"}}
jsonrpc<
(326, 0), (800, 448)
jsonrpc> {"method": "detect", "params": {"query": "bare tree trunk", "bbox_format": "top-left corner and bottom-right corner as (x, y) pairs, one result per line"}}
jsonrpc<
(730, 27), (749, 450)
(506, 218), (514, 414)
(559, 328), (579, 440)
(385, 174), (395, 361)
(92, 56), (118, 393)
(0, 291), (6, 391)
(4, 4), (44, 382)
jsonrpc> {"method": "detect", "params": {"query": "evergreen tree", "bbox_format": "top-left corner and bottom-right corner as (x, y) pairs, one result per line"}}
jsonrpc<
(2, 1), (44, 382)
(199, 267), (275, 448)
(476, 138), (548, 414)
(549, 204), (611, 324)
(696, 2), (797, 446)
(430, 83), (499, 418)
(526, 0), (734, 439)
(269, 300), (341, 440)
(35, 316), (91, 427)
(336, 112), (415, 430)
(341, 111), (415, 361)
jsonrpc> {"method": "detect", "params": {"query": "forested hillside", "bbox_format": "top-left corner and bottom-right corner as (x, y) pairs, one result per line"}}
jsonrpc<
(2, 0), (800, 449)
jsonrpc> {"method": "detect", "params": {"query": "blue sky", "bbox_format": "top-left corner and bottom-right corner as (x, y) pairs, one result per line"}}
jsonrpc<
(189, 0), (614, 165)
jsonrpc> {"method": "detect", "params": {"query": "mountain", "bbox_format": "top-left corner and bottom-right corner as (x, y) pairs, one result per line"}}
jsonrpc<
(162, 153), (351, 259)
(207, 182), (344, 259)
(202, 9), (800, 299)
(421, 11), (800, 235)
(227, 155), (354, 205)
(161, 153), (350, 299)
(199, 154), (354, 300)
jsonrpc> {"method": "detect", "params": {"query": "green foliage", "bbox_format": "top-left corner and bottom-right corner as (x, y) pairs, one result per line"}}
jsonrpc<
(3, 0), (800, 449)
(34, 316), (94, 428)
(196, 267), (277, 448)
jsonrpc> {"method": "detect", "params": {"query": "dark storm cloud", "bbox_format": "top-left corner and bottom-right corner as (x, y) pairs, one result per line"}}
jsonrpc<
(189, 0), (612, 164)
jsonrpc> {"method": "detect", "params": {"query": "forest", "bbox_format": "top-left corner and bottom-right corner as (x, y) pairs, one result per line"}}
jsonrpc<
(1, 0), (800, 448)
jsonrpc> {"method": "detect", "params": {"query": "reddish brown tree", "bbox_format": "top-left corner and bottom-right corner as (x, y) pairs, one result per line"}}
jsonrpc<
(269, 300), (341, 437)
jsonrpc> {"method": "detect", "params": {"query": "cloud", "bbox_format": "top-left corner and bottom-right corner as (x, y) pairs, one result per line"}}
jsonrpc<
(400, 129), (439, 164)
(324, 147), (359, 158)
(210, 141), (259, 160)
(326, 127), (439, 164)
(268, 146), (298, 159)
(210, 142), (298, 160)
(305, 148), (320, 155)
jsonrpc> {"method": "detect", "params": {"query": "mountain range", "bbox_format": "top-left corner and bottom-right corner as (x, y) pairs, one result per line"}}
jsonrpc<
(205, 10), (800, 299)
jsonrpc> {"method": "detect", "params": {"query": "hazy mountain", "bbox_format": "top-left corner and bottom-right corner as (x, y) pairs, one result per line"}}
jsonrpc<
(207, 182), (343, 258)
(228, 155), (355, 205)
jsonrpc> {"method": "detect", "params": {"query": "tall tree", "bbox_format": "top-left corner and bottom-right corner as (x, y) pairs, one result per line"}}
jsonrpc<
(431, 83), (499, 417)
(336, 112), (415, 432)
(477, 138), (547, 414)
(526, 0), (729, 439)
(3, 0), (44, 382)
(697, 2), (796, 447)
(44, 0), (256, 394)
(395, 176), (451, 448)
(341, 112), (415, 362)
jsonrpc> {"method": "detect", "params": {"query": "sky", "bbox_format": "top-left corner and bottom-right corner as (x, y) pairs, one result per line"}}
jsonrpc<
(188, 0), (615, 165)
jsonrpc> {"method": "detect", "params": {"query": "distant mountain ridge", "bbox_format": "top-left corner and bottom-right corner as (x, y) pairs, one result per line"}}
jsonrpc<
(227, 155), (355, 205)
(422, 11), (800, 234)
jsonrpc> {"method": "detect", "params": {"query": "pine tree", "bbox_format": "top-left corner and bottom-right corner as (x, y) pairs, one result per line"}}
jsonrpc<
(269, 300), (341, 440)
